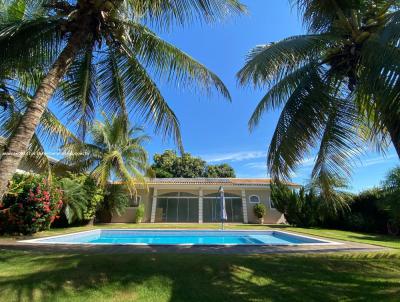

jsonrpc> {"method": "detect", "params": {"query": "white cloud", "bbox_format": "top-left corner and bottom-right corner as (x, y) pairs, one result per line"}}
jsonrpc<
(244, 161), (267, 170)
(359, 153), (397, 167)
(199, 150), (266, 163)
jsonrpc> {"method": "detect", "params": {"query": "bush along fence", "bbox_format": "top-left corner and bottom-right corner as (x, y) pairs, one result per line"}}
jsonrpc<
(271, 166), (400, 236)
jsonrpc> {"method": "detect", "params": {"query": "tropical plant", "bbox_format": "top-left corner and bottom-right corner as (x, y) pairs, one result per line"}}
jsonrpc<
(58, 177), (87, 224)
(98, 183), (130, 222)
(253, 203), (266, 220)
(135, 203), (145, 223)
(0, 174), (63, 234)
(0, 76), (75, 173)
(62, 114), (150, 197)
(0, 0), (246, 200)
(238, 0), (400, 196)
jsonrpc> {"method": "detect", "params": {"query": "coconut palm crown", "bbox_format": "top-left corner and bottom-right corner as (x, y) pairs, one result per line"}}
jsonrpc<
(238, 0), (400, 198)
(0, 0), (246, 199)
(62, 114), (150, 195)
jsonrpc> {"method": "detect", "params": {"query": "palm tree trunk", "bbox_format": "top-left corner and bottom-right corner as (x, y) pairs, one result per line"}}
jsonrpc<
(388, 124), (400, 158)
(0, 31), (86, 201)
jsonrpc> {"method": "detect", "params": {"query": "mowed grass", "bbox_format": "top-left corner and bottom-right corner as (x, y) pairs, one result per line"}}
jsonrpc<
(0, 249), (400, 302)
(1, 224), (400, 301)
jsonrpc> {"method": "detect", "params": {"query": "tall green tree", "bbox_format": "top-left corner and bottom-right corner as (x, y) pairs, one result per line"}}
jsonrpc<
(151, 150), (236, 178)
(238, 0), (400, 197)
(62, 114), (150, 196)
(0, 0), (245, 200)
(205, 163), (235, 178)
(152, 150), (206, 178)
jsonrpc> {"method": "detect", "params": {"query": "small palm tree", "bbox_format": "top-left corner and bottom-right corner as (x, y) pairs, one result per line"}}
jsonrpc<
(238, 0), (400, 196)
(0, 0), (246, 199)
(62, 114), (150, 196)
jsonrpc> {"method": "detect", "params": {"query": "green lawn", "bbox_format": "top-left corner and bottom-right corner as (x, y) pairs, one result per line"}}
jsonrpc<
(0, 249), (399, 301)
(1, 224), (400, 301)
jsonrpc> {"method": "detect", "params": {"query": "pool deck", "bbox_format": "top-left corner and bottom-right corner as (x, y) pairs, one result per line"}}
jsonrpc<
(0, 231), (389, 254)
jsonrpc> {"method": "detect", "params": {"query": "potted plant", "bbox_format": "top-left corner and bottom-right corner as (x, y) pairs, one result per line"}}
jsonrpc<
(253, 204), (267, 224)
(135, 203), (145, 223)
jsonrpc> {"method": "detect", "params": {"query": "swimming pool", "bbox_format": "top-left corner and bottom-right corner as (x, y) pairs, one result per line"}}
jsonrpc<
(22, 230), (337, 246)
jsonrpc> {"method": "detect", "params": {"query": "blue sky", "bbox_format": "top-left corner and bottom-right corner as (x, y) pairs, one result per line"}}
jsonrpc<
(143, 0), (399, 192)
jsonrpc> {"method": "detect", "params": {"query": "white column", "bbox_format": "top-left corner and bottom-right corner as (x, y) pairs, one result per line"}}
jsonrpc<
(241, 189), (248, 223)
(150, 188), (158, 223)
(198, 189), (203, 223)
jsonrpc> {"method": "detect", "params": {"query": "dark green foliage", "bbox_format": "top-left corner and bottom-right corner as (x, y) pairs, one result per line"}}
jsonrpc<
(0, 174), (63, 235)
(205, 164), (236, 178)
(135, 203), (145, 223)
(271, 183), (324, 227)
(151, 150), (236, 178)
(97, 184), (130, 223)
(59, 177), (87, 224)
(342, 189), (388, 233)
(272, 167), (400, 235)
(253, 203), (266, 219)
(381, 167), (400, 234)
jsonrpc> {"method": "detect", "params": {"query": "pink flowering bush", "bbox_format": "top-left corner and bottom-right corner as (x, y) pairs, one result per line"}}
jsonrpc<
(0, 174), (63, 235)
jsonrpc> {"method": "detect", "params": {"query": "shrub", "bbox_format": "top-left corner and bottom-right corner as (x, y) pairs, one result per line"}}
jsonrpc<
(135, 203), (145, 223)
(0, 174), (63, 235)
(97, 184), (129, 222)
(53, 174), (105, 226)
(253, 204), (266, 219)
(271, 184), (322, 227)
(59, 177), (88, 224)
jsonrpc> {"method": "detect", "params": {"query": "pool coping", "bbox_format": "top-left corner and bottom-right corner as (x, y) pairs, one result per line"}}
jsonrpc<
(19, 229), (342, 246)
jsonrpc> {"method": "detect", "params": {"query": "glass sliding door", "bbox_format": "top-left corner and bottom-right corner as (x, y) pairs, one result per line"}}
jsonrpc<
(203, 193), (243, 223)
(156, 192), (198, 222)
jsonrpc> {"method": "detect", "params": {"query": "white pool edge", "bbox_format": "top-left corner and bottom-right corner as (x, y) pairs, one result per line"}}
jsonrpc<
(19, 229), (342, 246)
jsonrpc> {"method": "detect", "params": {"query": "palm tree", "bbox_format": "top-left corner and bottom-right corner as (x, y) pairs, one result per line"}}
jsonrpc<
(0, 76), (75, 172)
(0, 0), (245, 199)
(61, 114), (150, 196)
(238, 0), (400, 196)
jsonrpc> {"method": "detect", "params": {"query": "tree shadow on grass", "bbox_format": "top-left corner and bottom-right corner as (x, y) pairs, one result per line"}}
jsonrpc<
(0, 250), (399, 302)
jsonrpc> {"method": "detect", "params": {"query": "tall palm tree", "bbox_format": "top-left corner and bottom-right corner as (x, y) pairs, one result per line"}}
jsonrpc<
(238, 0), (400, 196)
(0, 76), (75, 173)
(61, 114), (150, 196)
(0, 0), (245, 199)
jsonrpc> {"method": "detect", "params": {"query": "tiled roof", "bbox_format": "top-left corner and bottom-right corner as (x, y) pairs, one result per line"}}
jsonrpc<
(145, 178), (298, 187)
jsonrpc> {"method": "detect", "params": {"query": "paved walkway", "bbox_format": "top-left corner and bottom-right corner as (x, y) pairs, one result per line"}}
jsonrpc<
(0, 238), (388, 254)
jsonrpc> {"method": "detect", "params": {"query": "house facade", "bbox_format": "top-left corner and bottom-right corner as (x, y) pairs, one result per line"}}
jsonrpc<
(111, 178), (299, 224)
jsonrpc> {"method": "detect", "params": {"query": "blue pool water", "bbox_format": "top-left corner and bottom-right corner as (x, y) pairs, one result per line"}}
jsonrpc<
(26, 230), (332, 245)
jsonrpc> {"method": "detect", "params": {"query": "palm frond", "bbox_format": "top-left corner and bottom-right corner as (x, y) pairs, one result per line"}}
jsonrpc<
(98, 47), (183, 151)
(248, 62), (319, 131)
(125, 0), (246, 28)
(267, 68), (330, 179)
(61, 46), (98, 140)
(122, 21), (231, 99)
(238, 34), (332, 87)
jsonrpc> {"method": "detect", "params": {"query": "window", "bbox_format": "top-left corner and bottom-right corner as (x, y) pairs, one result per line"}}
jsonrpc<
(128, 195), (141, 208)
(249, 195), (260, 203)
